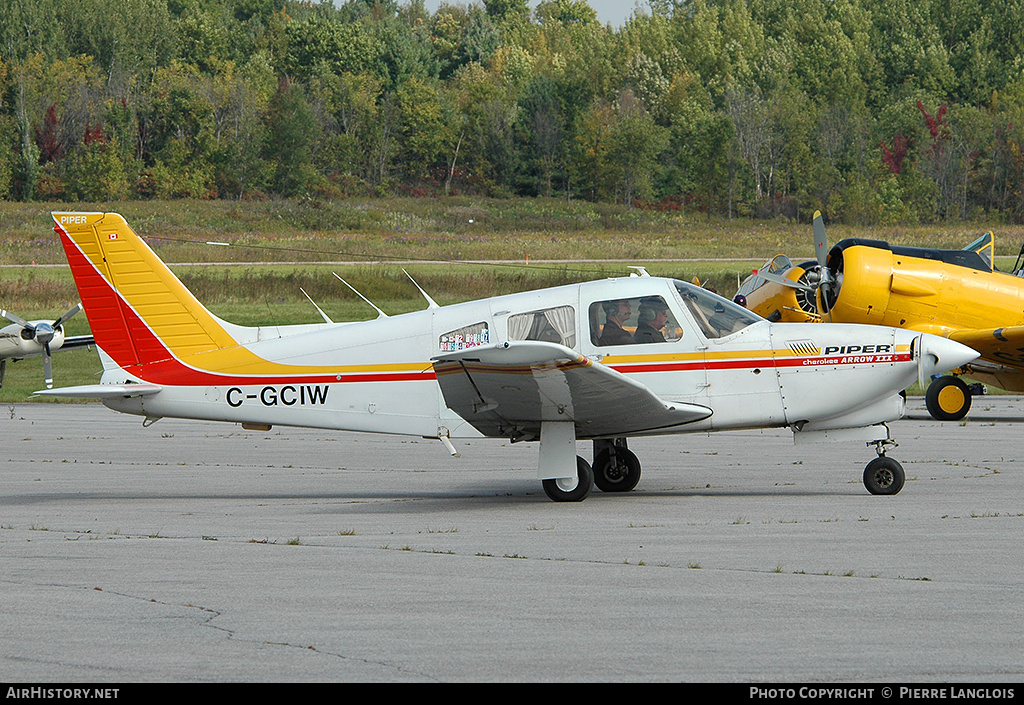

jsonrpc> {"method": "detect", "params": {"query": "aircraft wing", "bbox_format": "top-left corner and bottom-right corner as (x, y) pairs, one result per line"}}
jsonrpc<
(432, 341), (712, 440)
(948, 325), (1024, 369)
(60, 334), (94, 350)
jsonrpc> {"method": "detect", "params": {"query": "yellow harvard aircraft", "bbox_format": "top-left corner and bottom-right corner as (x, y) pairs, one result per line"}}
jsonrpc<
(38, 212), (978, 500)
(736, 212), (1019, 421)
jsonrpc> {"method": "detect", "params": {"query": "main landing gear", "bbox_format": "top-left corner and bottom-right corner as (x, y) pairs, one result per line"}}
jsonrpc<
(541, 456), (594, 502)
(925, 375), (984, 421)
(863, 438), (905, 495)
(592, 438), (642, 493)
(540, 437), (642, 502)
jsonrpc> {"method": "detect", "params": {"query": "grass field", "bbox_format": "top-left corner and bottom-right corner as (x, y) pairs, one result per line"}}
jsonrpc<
(1, 198), (1013, 403)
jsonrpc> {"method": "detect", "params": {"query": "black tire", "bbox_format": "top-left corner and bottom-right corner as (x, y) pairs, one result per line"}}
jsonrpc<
(863, 456), (905, 495)
(542, 456), (594, 502)
(925, 376), (972, 421)
(593, 447), (642, 493)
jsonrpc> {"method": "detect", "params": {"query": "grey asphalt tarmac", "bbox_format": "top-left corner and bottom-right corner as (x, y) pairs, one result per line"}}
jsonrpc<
(2, 398), (1022, 683)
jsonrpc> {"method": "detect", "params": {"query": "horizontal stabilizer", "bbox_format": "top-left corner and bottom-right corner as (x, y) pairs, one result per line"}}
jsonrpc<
(432, 340), (711, 440)
(34, 383), (163, 399)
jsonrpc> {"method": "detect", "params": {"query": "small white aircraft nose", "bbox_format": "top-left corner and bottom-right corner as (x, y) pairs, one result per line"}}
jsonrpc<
(916, 333), (979, 389)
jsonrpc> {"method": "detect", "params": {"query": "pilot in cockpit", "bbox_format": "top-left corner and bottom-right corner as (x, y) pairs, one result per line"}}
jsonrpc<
(633, 297), (669, 344)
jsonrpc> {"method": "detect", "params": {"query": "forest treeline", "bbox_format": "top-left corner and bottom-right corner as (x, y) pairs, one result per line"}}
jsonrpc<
(3, 0), (1024, 224)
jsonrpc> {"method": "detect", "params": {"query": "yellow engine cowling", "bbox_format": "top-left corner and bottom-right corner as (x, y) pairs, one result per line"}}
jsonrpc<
(823, 242), (892, 324)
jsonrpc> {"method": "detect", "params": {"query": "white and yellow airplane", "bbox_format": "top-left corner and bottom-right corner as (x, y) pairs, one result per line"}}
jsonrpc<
(37, 212), (979, 501)
(2, 304), (93, 388)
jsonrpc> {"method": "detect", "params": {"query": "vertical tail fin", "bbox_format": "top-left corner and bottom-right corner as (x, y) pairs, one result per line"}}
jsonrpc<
(52, 212), (236, 372)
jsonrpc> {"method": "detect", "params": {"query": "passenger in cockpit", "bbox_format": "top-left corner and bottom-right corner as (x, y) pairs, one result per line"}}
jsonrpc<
(598, 299), (634, 346)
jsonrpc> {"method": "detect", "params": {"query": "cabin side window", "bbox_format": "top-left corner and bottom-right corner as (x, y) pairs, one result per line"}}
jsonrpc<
(507, 306), (577, 348)
(588, 296), (682, 346)
(439, 322), (489, 352)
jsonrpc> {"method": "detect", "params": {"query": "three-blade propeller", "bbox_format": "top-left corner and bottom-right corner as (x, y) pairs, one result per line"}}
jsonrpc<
(751, 210), (834, 319)
(1, 303), (82, 388)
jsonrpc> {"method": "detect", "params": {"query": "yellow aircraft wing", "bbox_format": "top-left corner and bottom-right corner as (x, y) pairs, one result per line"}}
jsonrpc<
(948, 325), (1024, 368)
(944, 325), (1024, 392)
(432, 340), (712, 440)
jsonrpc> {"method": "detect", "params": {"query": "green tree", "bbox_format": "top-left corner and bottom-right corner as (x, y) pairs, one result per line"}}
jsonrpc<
(567, 98), (613, 201)
(285, 14), (384, 81)
(865, 0), (956, 100)
(534, 0), (599, 27)
(672, 0), (764, 104)
(175, 3), (233, 73)
(606, 89), (668, 207)
(140, 61), (216, 181)
(429, 4), (500, 80)
(660, 71), (731, 214)
(264, 77), (317, 196)
(0, 0), (67, 62)
(61, 0), (175, 78)
(69, 131), (130, 202)
(395, 76), (456, 184)
(519, 74), (566, 196)
(375, 6), (440, 87)
(450, 63), (521, 196)
(484, 0), (531, 25)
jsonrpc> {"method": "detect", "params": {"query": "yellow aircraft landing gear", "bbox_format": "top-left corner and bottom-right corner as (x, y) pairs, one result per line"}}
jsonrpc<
(925, 376), (972, 421)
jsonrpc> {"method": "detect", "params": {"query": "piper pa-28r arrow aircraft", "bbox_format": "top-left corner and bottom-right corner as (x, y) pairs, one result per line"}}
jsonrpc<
(39, 212), (978, 501)
(2, 304), (93, 388)
(737, 212), (1024, 421)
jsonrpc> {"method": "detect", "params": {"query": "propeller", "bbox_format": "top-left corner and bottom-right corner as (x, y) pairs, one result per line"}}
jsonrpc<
(749, 210), (837, 320)
(812, 211), (833, 318)
(1, 303), (83, 388)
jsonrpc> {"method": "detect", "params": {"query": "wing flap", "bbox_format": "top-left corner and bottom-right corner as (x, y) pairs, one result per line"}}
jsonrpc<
(432, 341), (711, 439)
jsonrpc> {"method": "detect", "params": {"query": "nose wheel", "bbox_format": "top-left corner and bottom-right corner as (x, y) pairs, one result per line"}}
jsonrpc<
(863, 439), (905, 495)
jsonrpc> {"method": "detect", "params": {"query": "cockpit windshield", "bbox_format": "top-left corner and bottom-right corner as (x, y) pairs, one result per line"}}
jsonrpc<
(767, 255), (793, 274)
(673, 280), (761, 339)
(963, 232), (994, 271)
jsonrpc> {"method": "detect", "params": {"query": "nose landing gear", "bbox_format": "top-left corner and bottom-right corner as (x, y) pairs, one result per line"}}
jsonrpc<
(863, 438), (905, 495)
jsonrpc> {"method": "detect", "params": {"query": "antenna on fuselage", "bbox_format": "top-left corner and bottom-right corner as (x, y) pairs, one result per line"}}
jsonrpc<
(628, 266), (650, 277)
(333, 273), (388, 318)
(300, 288), (334, 323)
(403, 268), (440, 309)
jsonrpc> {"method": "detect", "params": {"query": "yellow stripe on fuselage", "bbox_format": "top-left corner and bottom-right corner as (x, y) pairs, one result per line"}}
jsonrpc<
(599, 344), (911, 365)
